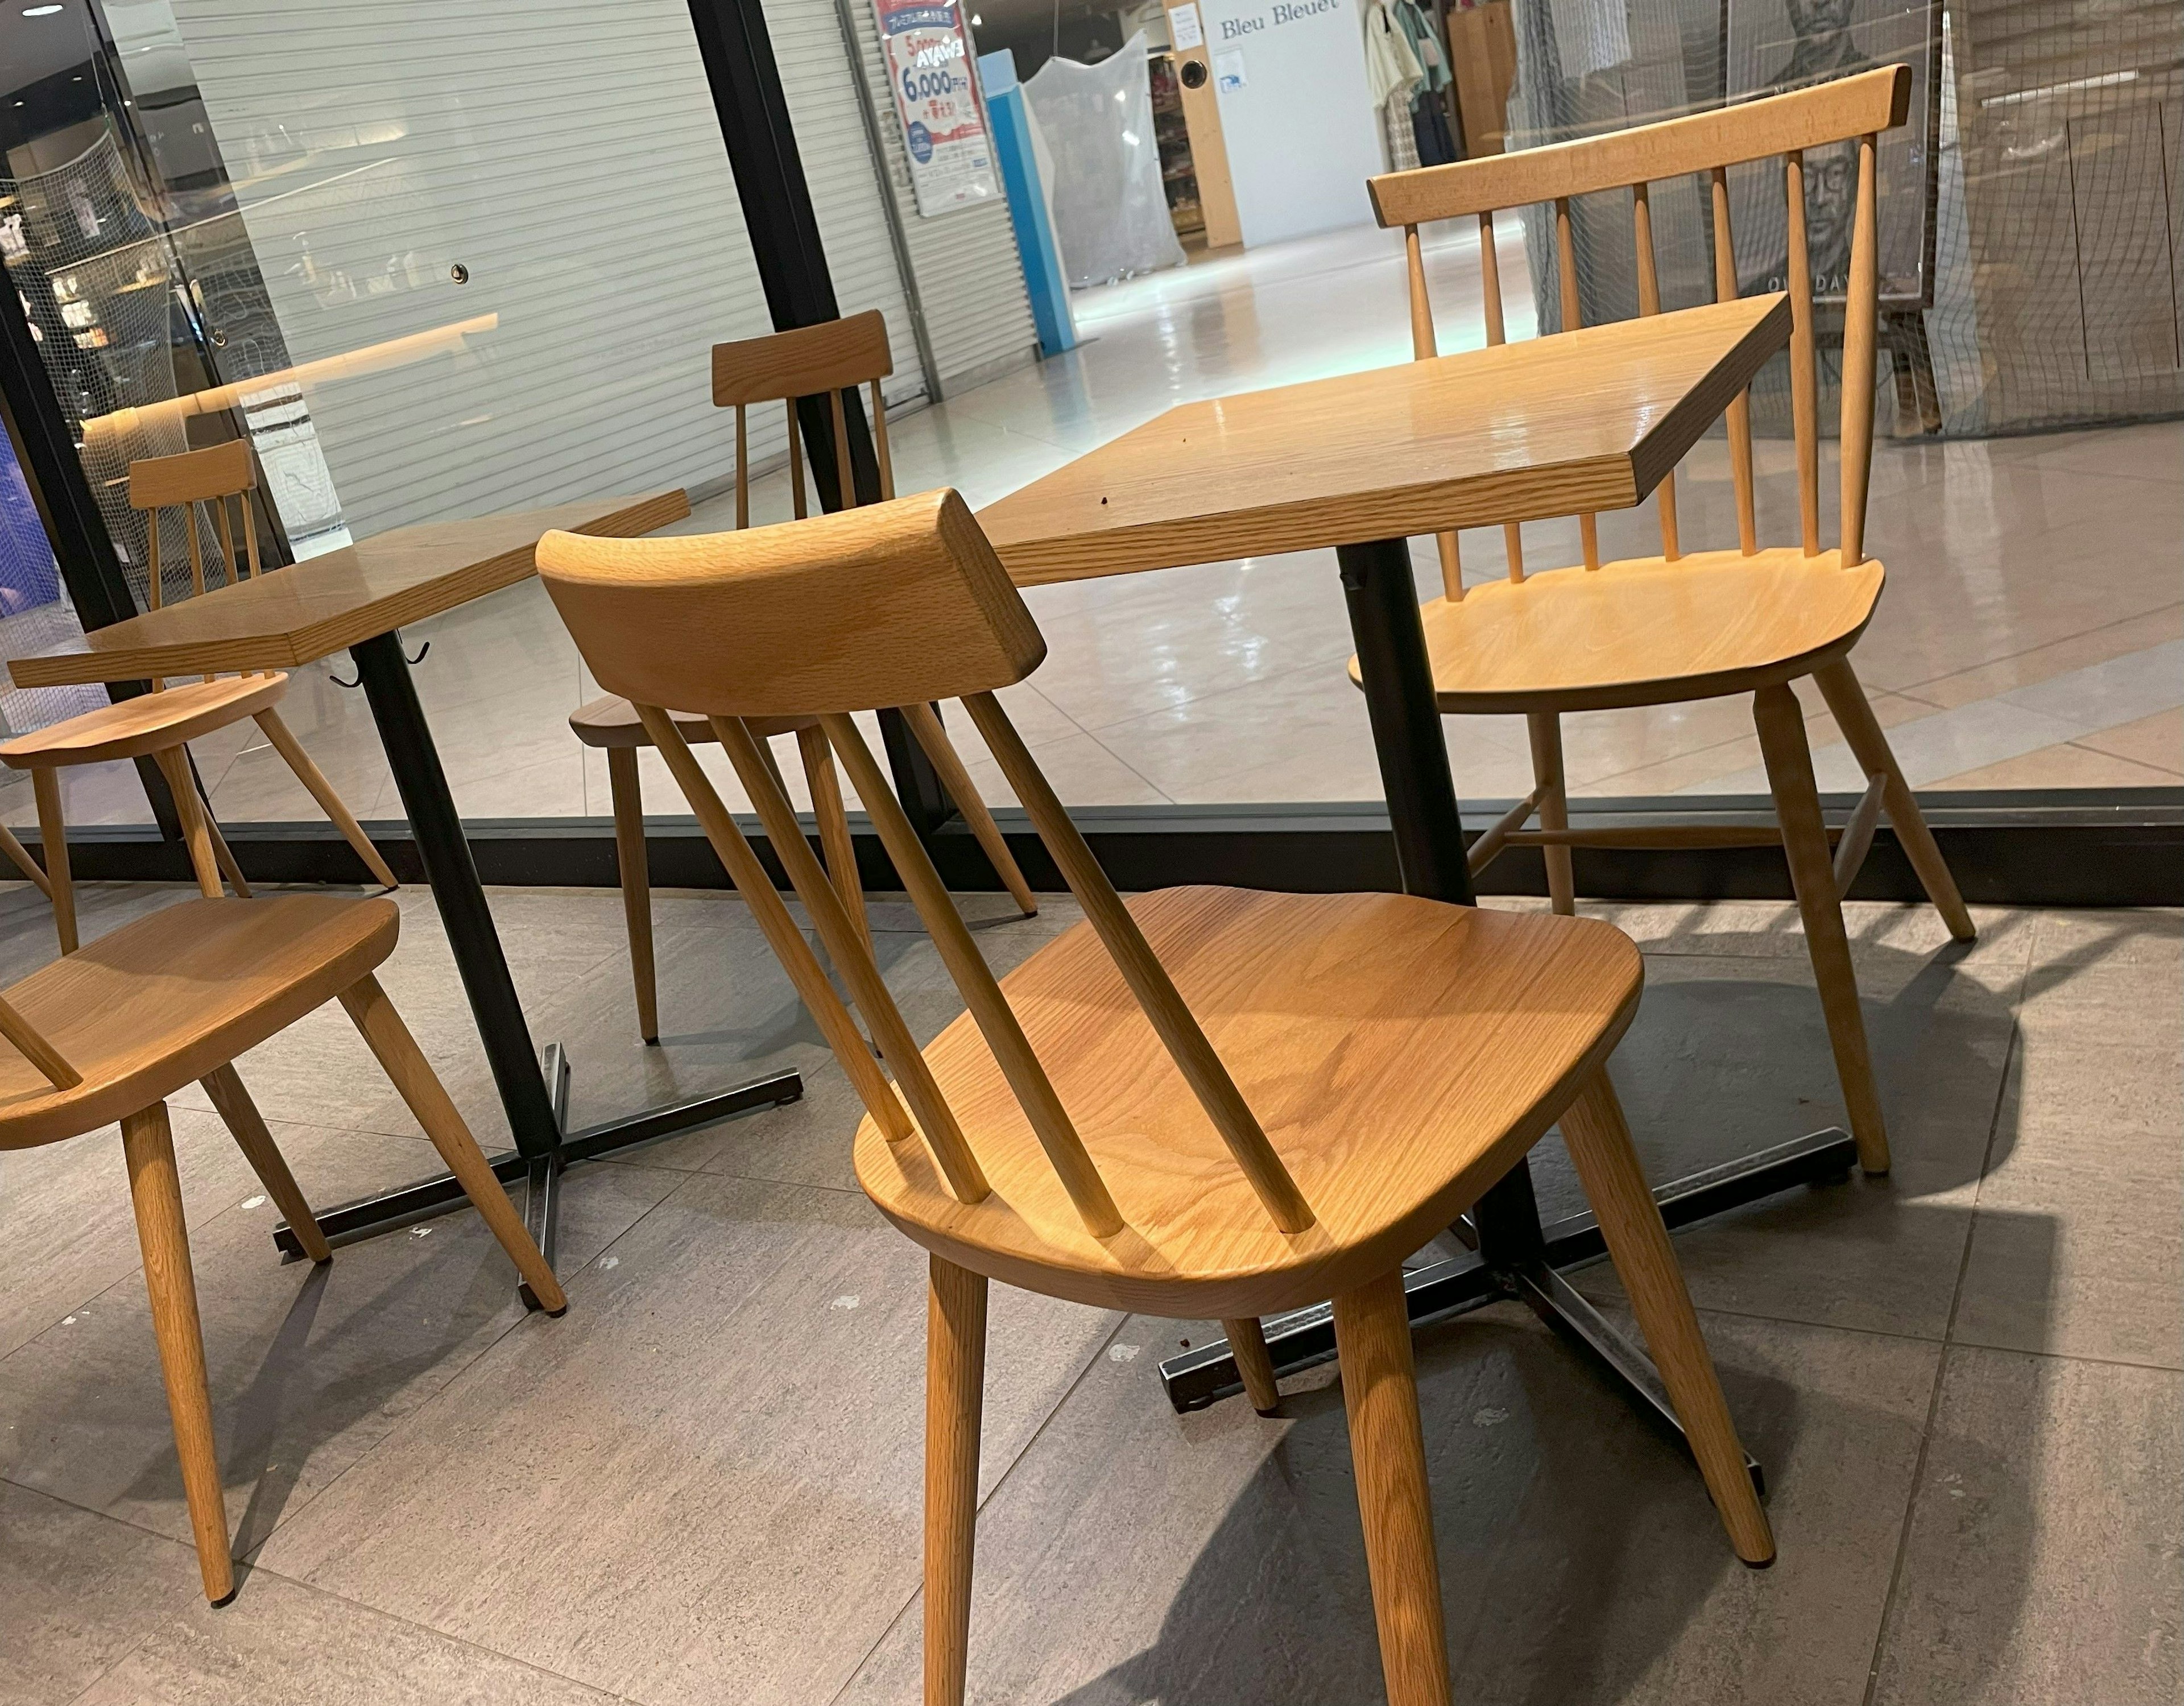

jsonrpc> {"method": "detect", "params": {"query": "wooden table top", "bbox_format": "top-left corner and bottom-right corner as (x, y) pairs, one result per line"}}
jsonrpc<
(978, 295), (1790, 585)
(9, 490), (690, 689)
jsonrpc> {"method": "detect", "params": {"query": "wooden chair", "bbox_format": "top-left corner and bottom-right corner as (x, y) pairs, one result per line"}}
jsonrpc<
(0, 877), (562, 1604)
(569, 311), (1034, 1044)
(0, 441), (397, 952)
(537, 490), (1773, 1706)
(1364, 67), (1974, 1176)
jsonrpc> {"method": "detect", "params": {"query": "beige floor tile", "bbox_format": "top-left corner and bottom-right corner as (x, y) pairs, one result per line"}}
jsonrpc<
(2075, 707), (2184, 775)
(1895, 602), (2184, 712)
(1933, 739), (2184, 790)
(1869, 1347), (2182, 1706)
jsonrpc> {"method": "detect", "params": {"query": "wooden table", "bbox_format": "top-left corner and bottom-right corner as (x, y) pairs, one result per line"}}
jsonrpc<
(980, 296), (1858, 1444)
(11, 491), (803, 1269)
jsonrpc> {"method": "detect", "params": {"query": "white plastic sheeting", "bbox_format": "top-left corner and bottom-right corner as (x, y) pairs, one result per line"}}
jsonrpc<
(1023, 37), (1185, 288)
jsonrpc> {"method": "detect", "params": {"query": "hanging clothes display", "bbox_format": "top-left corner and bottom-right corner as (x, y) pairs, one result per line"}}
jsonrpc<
(1021, 35), (1186, 287)
(1411, 84), (1462, 164)
(1391, 0), (1452, 93)
(1361, 0), (1427, 172)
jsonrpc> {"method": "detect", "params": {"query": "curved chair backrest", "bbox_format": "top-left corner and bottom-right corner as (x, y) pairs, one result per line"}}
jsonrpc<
(1370, 64), (1909, 596)
(537, 491), (1314, 1238)
(126, 439), (263, 609)
(710, 309), (896, 528)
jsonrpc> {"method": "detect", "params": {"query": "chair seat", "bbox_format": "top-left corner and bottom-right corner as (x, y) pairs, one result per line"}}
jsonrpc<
(0, 895), (397, 1148)
(855, 886), (1641, 1316)
(568, 693), (810, 749)
(1348, 548), (1886, 714)
(0, 674), (289, 769)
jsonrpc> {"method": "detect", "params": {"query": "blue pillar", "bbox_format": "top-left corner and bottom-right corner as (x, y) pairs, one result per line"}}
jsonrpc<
(978, 50), (1076, 356)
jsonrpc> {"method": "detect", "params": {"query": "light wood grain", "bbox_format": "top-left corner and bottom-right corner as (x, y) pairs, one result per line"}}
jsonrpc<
(797, 722), (871, 953)
(201, 1061), (331, 1263)
(1474, 209), (1529, 580)
(0, 675), (286, 767)
(541, 490), (1044, 718)
(151, 747), (224, 899)
(1367, 65), (1910, 225)
(979, 297), (1788, 585)
(253, 709), (399, 889)
(127, 439), (253, 510)
(121, 1101), (233, 1604)
(1814, 659), (1975, 940)
(1709, 166), (1760, 554)
(855, 887), (1641, 1317)
(1553, 197), (1603, 571)
(0, 992), (79, 1089)
(605, 747), (660, 1044)
(0, 821), (50, 898)
(1840, 134), (1881, 568)
(1223, 1315), (1282, 1414)
(924, 1255), (987, 1706)
(336, 973), (565, 1311)
(1752, 683), (1889, 1174)
(712, 309), (892, 407)
(1833, 770), (1887, 898)
(31, 769), (72, 955)
(1784, 150), (1822, 556)
(1526, 712), (1576, 912)
(1630, 180), (1682, 559)
(1558, 1071), (1774, 1564)
(1334, 1267), (1453, 1706)
(901, 702), (1039, 918)
(1387, 548), (1883, 714)
(10, 492), (689, 689)
(0, 895), (397, 1149)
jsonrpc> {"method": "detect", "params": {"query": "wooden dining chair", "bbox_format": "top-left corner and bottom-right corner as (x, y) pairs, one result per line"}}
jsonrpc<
(0, 874), (562, 1603)
(1363, 66), (1973, 1177)
(538, 490), (1773, 1705)
(569, 310), (1035, 1044)
(0, 441), (397, 951)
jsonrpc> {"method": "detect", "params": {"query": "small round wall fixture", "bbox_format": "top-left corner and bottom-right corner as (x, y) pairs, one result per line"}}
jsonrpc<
(449, 262), (470, 283)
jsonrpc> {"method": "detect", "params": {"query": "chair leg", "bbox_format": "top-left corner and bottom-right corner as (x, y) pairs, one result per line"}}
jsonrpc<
(150, 748), (224, 899)
(1223, 1317), (1283, 1414)
(606, 747), (659, 1045)
(200, 1062), (331, 1263)
(1558, 1070), (1776, 1565)
(1813, 659), (1975, 941)
(798, 724), (872, 955)
(196, 788), (253, 899)
(903, 702), (1039, 918)
(334, 973), (566, 1313)
(926, 1255), (987, 1706)
(30, 768), (74, 953)
(1526, 711), (1577, 915)
(1753, 683), (1890, 1173)
(120, 1102), (234, 1605)
(1332, 1267), (1451, 1706)
(0, 820), (52, 899)
(254, 709), (399, 890)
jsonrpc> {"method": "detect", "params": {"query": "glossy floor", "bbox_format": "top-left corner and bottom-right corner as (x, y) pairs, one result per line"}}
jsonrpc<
(5, 221), (2178, 831)
(1, 879), (2175, 1704)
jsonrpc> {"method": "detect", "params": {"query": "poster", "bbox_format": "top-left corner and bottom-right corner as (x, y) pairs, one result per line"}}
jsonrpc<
(1725, 0), (1938, 304)
(873, 0), (999, 217)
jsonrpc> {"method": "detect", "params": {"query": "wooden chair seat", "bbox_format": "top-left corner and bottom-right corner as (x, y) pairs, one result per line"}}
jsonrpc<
(567, 692), (809, 749)
(1350, 548), (1886, 714)
(0, 674), (289, 768)
(855, 885), (1640, 1317)
(0, 894), (395, 1147)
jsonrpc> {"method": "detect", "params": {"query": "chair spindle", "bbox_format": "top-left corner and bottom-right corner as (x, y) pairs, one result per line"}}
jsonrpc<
(1839, 134), (1880, 569)
(1629, 181), (1682, 561)
(1406, 225), (1466, 602)
(870, 379), (896, 500)
(1784, 151), (1822, 556)
(0, 992), (80, 1089)
(787, 398), (808, 521)
(1553, 197), (1602, 570)
(734, 403), (751, 530)
(1708, 166), (1760, 553)
(1475, 210), (1527, 581)
(830, 390), (855, 511)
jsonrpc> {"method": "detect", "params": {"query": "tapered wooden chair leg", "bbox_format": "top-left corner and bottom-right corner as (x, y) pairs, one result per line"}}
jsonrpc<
(1333, 1267), (1452, 1706)
(1527, 711), (1577, 915)
(1223, 1316), (1283, 1414)
(1559, 1071), (1776, 1564)
(31, 767), (75, 955)
(121, 1102), (234, 1604)
(606, 747), (659, 1044)
(926, 1256), (987, 1706)
(1753, 683), (1891, 1174)
(196, 793), (253, 899)
(254, 709), (399, 890)
(798, 724), (872, 954)
(1812, 659), (1974, 941)
(335, 974), (567, 1313)
(0, 819), (53, 898)
(902, 702), (1039, 918)
(201, 1063), (331, 1263)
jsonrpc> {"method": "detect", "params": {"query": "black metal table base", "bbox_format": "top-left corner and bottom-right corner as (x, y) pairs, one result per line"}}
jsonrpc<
(270, 629), (803, 1300)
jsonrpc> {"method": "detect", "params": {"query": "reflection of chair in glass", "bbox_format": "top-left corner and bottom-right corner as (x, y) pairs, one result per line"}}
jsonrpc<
(0, 440), (397, 953)
(0, 884), (562, 1604)
(538, 491), (1773, 1705)
(569, 312), (1033, 1045)
(1365, 67), (1972, 1177)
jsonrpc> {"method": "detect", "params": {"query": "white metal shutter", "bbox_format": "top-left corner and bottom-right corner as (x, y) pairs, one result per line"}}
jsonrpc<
(835, 0), (1040, 393)
(762, 0), (928, 406)
(167, 0), (789, 540)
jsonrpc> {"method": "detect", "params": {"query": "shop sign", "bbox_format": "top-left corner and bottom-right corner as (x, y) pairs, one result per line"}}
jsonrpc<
(872, 0), (998, 217)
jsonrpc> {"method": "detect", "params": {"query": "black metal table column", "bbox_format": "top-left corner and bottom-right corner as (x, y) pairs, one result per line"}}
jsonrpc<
(1158, 538), (1857, 1493)
(270, 629), (803, 1290)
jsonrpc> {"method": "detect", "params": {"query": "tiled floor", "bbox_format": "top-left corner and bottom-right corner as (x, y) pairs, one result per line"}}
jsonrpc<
(6, 222), (2177, 831)
(1, 878), (2175, 1704)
